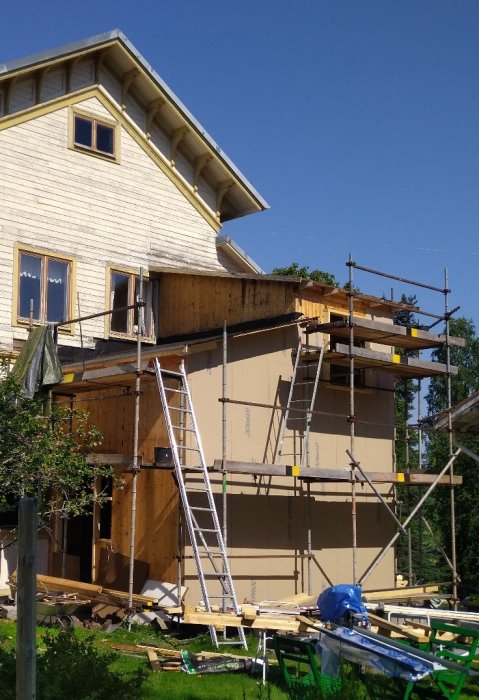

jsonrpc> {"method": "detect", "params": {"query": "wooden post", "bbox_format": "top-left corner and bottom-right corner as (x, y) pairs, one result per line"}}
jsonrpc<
(16, 496), (37, 700)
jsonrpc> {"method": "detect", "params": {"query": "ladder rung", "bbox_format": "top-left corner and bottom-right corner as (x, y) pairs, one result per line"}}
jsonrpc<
(164, 387), (187, 394)
(169, 406), (192, 413)
(193, 527), (218, 533)
(171, 425), (195, 431)
(160, 369), (183, 378)
(190, 506), (214, 512)
(177, 445), (200, 451)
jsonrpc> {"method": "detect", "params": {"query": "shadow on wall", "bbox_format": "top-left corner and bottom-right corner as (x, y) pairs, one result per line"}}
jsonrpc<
(218, 494), (396, 551)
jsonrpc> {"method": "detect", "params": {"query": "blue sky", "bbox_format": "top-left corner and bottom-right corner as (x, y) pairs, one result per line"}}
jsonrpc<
(2, 1), (479, 327)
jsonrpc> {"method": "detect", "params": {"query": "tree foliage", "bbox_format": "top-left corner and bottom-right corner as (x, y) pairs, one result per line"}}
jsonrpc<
(0, 364), (113, 518)
(424, 317), (479, 586)
(271, 262), (338, 286)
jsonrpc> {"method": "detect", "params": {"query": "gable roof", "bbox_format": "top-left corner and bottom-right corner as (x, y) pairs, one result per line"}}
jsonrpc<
(0, 30), (268, 224)
(434, 390), (479, 434)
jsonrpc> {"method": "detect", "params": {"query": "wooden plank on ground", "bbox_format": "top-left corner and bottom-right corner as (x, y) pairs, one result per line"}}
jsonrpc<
(363, 584), (440, 601)
(368, 613), (428, 643)
(147, 650), (161, 671)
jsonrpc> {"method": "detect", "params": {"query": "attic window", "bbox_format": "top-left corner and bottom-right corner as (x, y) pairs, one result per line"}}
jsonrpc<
(71, 111), (118, 160)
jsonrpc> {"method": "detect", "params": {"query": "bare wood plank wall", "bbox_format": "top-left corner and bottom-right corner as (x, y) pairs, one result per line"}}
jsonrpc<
(158, 275), (298, 337)
(75, 373), (180, 583)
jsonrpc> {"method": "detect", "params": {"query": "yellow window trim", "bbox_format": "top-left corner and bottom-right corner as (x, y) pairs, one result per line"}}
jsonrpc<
(12, 243), (76, 334)
(105, 264), (155, 343)
(0, 85), (221, 232)
(68, 106), (121, 164)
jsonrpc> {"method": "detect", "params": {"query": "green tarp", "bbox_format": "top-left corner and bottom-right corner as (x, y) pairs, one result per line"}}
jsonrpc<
(11, 326), (63, 398)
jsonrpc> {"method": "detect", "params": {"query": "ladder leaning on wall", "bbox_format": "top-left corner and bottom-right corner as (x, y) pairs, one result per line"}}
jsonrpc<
(274, 334), (324, 468)
(153, 358), (247, 649)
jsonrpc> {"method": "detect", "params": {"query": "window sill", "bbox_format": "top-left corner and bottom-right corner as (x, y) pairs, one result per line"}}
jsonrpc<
(14, 320), (74, 335)
(107, 333), (156, 345)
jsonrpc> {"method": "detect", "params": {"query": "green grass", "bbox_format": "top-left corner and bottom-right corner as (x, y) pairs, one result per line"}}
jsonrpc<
(1, 619), (479, 699)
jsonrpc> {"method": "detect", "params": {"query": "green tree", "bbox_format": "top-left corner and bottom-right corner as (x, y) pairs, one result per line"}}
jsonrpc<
(0, 364), (112, 519)
(271, 262), (338, 286)
(393, 295), (424, 581)
(425, 317), (479, 585)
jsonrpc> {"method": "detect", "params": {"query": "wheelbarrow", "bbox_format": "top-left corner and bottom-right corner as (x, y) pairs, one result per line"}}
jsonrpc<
(36, 594), (88, 628)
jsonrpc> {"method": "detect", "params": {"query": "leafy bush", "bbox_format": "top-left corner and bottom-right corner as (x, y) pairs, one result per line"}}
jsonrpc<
(35, 629), (146, 699)
(0, 363), (113, 518)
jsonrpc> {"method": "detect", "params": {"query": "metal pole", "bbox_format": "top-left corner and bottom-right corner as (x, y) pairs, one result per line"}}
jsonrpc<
(306, 479), (312, 595)
(405, 422), (413, 585)
(347, 255), (357, 583)
(421, 516), (455, 574)
(127, 268), (144, 614)
(418, 379), (423, 580)
(346, 451), (405, 533)
(348, 261), (449, 294)
(16, 496), (37, 700)
(359, 449), (460, 585)
(222, 321), (228, 612)
(444, 268), (458, 607)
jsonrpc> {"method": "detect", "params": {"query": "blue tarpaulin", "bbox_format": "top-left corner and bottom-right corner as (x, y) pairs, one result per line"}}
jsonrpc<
(317, 584), (368, 626)
(317, 626), (446, 682)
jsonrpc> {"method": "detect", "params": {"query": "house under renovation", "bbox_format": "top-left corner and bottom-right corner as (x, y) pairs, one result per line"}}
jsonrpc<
(0, 32), (463, 607)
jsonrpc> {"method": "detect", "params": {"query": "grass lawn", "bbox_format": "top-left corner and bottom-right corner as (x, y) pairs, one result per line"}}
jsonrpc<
(1, 619), (479, 698)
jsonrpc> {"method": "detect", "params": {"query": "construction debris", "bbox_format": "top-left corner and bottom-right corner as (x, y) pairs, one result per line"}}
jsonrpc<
(9, 572), (158, 611)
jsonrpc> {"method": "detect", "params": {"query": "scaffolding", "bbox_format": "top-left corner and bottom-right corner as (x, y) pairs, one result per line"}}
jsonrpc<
(44, 256), (465, 613)
(218, 256), (464, 601)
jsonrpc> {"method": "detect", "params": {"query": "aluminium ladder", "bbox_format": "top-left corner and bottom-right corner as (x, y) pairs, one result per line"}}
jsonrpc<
(274, 336), (324, 468)
(153, 358), (247, 649)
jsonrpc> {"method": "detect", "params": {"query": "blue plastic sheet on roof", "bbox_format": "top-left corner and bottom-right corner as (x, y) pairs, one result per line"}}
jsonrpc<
(317, 584), (368, 626)
(317, 626), (445, 682)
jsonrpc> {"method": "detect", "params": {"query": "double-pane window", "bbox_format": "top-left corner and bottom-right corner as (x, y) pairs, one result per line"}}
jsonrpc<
(18, 251), (70, 324)
(110, 271), (154, 340)
(73, 114), (115, 157)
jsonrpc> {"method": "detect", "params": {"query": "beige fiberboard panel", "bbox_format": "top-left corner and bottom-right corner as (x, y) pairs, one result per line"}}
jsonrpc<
(185, 328), (396, 603)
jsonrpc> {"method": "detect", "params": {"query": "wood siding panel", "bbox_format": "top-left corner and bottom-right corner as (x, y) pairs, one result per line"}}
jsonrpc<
(159, 275), (299, 337)
(74, 376), (180, 583)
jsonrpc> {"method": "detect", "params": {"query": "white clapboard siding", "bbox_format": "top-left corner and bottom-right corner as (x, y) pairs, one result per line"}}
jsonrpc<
(0, 95), (230, 353)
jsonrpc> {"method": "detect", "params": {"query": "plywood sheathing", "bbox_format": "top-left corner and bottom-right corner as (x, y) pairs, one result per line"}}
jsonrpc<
(74, 370), (179, 584)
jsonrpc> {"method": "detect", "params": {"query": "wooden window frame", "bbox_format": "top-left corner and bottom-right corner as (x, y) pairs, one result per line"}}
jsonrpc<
(12, 244), (75, 333)
(105, 266), (156, 343)
(69, 108), (120, 163)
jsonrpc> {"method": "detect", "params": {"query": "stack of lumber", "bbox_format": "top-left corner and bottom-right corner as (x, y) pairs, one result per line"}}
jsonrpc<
(365, 602), (479, 624)
(100, 641), (257, 672)
(9, 572), (158, 610)
(183, 605), (320, 633)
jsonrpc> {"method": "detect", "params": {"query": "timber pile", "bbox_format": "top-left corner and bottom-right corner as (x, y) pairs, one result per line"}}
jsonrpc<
(100, 641), (261, 672)
(9, 572), (158, 610)
(183, 605), (321, 633)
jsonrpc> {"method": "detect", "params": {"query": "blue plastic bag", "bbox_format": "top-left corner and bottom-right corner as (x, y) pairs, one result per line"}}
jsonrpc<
(317, 584), (368, 626)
